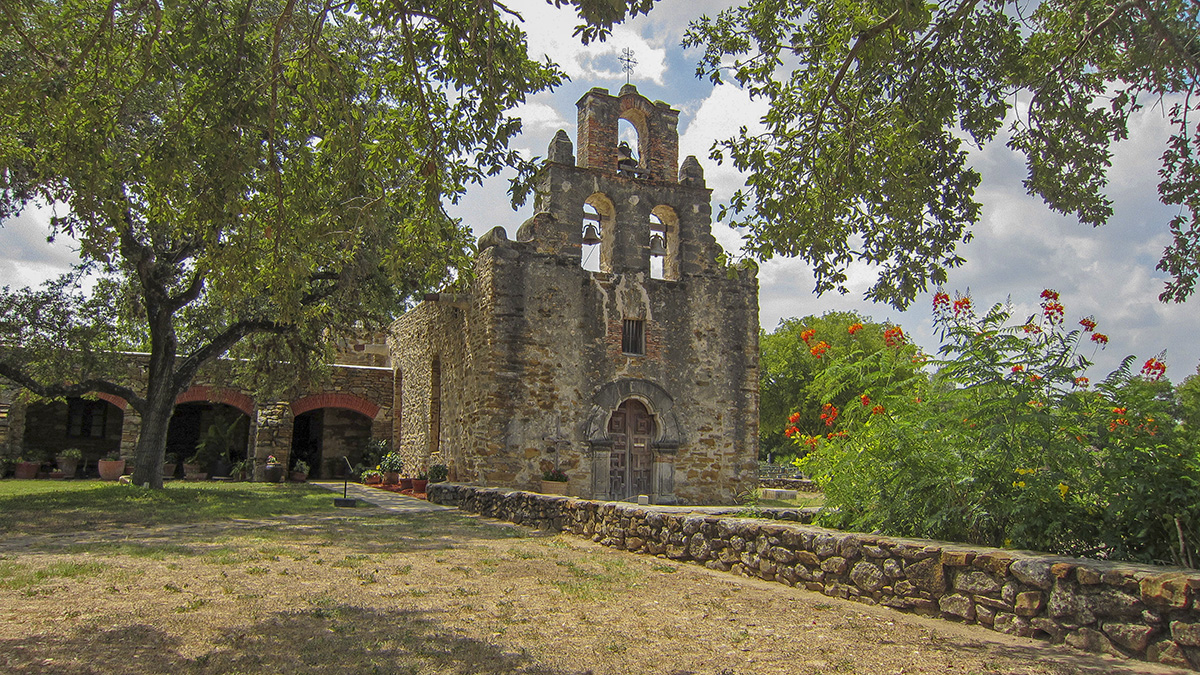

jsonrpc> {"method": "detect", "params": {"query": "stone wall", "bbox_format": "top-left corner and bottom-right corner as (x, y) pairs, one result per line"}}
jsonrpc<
(759, 477), (819, 491)
(428, 483), (1200, 671)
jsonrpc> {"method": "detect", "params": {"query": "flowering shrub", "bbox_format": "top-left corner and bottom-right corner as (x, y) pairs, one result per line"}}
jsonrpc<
(793, 290), (1199, 566)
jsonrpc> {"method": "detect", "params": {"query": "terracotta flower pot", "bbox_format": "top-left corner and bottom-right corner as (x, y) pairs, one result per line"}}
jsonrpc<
(56, 457), (80, 477)
(383, 471), (400, 485)
(540, 480), (569, 495)
(14, 461), (40, 479)
(364, 475), (382, 485)
(162, 463), (177, 479)
(98, 459), (126, 481)
(398, 477), (413, 490)
(290, 470), (307, 482)
(411, 479), (428, 493)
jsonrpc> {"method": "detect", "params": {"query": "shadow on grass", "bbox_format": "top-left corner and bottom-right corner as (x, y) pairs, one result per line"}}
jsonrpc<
(0, 482), (339, 535)
(0, 605), (586, 675)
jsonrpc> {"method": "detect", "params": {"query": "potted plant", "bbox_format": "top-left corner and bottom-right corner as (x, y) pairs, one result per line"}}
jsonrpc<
(56, 448), (82, 478)
(263, 455), (284, 483)
(428, 464), (448, 483)
(162, 453), (179, 480)
(380, 451), (404, 485)
(360, 468), (383, 485)
(291, 460), (310, 482)
(411, 471), (428, 494)
(541, 468), (569, 495)
(182, 452), (207, 480)
(229, 458), (249, 481)
(98, 452), (125, 481)
(14, 456), (40, 480)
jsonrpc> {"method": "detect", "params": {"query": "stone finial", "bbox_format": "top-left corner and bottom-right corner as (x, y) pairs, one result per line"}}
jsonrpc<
(679, 155), (705, 187)
(478, 225), (510, 251)
(619, 82), (639, 97)
(515, 211), (555, 243)
(547, 129), (574, 165)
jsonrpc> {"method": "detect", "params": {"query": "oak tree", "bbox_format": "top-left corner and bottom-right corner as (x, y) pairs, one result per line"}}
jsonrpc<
(0, 0), (655, 487)
(684, 0), (1200, 308)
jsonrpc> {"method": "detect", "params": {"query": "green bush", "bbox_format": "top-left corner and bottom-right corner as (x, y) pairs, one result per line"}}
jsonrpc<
(793, 290), (1200, 566)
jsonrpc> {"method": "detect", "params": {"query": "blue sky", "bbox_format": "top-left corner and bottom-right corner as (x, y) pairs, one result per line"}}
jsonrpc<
(2, 0), (1197, 382)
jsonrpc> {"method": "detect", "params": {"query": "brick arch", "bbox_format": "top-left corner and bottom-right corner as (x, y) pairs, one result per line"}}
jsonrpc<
(290, 393), (380, 420)
(175, 386), (255, 417)
(93, 393), (129, 411)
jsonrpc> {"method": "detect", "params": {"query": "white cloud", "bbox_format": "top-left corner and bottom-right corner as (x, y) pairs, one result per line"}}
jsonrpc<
(0, 204), (79, 290)
(677, 82), (768, 203)
(511, 0), (667, 85)
(512, 101), (568, 133)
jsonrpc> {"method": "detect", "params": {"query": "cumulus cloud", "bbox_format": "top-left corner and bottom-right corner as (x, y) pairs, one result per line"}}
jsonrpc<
(0, 204), (79, 290)
(511, 0), (668, 85)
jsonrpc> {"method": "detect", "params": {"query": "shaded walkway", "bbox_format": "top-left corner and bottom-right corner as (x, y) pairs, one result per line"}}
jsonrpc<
(310, 480), (453, 514)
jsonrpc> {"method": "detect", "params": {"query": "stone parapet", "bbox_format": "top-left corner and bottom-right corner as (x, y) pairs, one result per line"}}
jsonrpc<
(759, 477), (819, 491)
(428, 483), (1200, 671)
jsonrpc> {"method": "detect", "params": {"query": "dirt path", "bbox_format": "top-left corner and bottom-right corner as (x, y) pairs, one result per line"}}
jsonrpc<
(0, 504), (1187, 675)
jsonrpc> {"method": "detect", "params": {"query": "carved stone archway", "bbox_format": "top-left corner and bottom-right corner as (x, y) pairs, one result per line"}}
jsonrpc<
(583, 379), (681, 504)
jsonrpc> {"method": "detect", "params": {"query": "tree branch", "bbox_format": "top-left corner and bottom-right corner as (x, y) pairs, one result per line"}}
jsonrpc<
(824, 9), (903, 116)
(0, 360), (147, 411)
(174, 319), (293, 386)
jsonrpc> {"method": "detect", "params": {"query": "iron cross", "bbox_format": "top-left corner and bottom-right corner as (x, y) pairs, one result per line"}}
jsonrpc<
(619, 48), (637, 84)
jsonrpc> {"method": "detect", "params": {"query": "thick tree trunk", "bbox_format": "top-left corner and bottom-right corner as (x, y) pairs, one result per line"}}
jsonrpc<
(129, 311), (180, 489)
(130, 383), (176, 488)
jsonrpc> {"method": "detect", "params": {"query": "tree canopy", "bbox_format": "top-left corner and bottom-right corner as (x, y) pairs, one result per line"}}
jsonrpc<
(684, 0), (1200, 309)
(0, 0), (657, 487)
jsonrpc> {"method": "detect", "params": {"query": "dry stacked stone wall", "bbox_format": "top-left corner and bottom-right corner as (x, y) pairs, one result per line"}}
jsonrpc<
(429, 483), (1200, 671)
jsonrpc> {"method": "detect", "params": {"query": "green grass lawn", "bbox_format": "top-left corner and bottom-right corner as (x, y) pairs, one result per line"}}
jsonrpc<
(0, 480), (336, 535)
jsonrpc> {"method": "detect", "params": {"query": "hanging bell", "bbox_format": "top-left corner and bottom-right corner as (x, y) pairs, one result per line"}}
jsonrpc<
(582, 223), (602, 246)
(649, 234), (667, 257)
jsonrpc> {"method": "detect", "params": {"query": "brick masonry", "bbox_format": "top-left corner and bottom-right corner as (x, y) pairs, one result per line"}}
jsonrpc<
(430, 483), (1200, 671)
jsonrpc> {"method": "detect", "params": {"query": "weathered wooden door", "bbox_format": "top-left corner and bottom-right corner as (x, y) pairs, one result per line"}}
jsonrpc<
(608, 399), (653, 500)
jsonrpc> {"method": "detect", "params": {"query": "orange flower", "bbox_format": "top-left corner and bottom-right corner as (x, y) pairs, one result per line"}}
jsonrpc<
(1011, 364), (1023, 373)
(1073, 376), (1089, 387)
(871, 405), (885, 415)
(952, 296), (972, 316)
(788, 411), (802, 424)
(1028, 374), (1042, 383)
(819, 403), (840, 426)
(810, 341), (830, 358)
(933, 291), (950, 310)
(800, 328), (816, 343)
(883, 326), (906, 347)
(1091, 333), (1108, 346)
(860, 394), (871, 406)
(1079, 317), (1096, 332)
(1140, 358), (1167, 381)
(848, 323), (864, 335)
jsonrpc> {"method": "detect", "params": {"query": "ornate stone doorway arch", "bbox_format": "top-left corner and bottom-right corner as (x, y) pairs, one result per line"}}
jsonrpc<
(584, 379), (680, 504)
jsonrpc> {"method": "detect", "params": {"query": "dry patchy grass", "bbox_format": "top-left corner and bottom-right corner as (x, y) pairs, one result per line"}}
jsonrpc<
(0, 484), (1184, 675)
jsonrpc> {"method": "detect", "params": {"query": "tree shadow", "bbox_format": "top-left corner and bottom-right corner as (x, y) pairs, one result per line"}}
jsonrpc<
(0, 605), (589, 675)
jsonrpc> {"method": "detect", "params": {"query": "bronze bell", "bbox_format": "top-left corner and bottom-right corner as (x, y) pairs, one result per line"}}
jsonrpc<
(582, 223), (602, 246)
(649, 234), (667, 257)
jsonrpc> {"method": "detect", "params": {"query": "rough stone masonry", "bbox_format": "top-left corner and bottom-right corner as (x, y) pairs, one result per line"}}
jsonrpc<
(390, 84), (760, 505)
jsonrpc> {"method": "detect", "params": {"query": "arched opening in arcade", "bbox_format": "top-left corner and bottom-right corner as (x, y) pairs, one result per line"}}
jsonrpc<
(20, 396), (125, 475)
(290, 407), (376, 479)
(165, 402), (251, 478)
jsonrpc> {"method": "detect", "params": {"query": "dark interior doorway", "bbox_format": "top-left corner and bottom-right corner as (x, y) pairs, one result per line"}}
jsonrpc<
(165, 403), (250, 477)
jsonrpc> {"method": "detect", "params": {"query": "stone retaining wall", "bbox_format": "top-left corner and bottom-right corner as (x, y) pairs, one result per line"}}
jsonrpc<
(429, 483), (1200, 671)
(759, 477), (819, 491)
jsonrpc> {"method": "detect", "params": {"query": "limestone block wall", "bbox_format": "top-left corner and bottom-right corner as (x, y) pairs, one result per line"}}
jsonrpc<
(429, 483), (1200, 671)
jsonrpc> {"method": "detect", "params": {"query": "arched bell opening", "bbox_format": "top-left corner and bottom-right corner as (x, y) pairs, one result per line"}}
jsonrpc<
(582, 192), (615, 273)
(649, 205), (680, 281)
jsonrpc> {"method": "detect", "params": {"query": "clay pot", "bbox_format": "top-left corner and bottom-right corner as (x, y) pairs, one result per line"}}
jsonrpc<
(364, 474), (382, 485)
(290, 470), (307, 482)
(55, 457), (80, 477)
(383, 471), (400, 485)
(98, 459), (126, 481)
(14, 461), (40, 480)
(399, 477), (413, 490)
(263, 464), (284, 483)
(540, 480), (569, 495)
(411, 479), (428, 493)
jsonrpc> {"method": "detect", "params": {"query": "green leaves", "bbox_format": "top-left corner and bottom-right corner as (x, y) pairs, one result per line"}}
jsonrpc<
(684, 0), (1200, 308)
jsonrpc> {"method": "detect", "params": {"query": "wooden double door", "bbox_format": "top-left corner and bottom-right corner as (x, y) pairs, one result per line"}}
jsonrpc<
(608, 399), (653, 500)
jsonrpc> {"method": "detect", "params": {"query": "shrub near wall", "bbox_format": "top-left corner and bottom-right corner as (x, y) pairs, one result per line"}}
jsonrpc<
(429, 483), (1200, 671)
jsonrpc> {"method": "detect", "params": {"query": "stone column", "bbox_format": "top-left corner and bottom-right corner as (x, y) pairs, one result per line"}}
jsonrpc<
(589, 441), (612, 500)
(2, 396), (27, 457)
(119, 408), (141, 460)
(652, 445), (677, 505)
(251, 402), (293, 480)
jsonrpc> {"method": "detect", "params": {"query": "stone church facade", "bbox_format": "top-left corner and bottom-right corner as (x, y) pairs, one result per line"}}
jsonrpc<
(390, 85), (760, 504)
